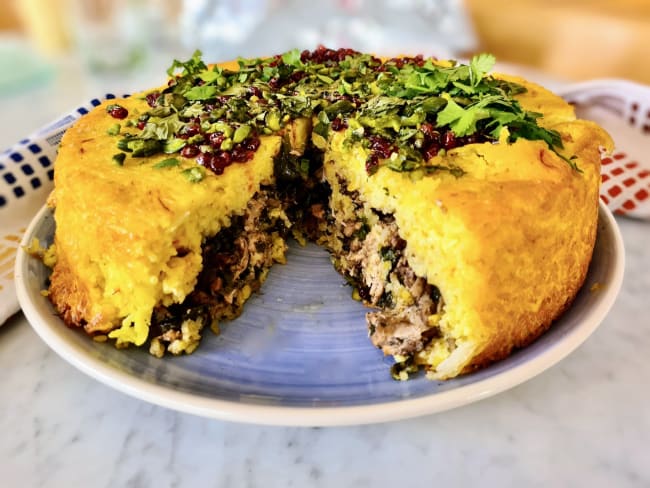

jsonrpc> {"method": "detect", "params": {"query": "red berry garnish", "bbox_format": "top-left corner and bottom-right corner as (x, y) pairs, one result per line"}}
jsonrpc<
(107, 104), (128, 119)
(181, 145), (199, 158)
(145, 92), (161, 108)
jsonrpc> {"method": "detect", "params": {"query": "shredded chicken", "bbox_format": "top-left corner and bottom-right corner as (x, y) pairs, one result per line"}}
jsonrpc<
(148, 187), (290, 356)
(368, 298), (439, 356)
(328, 175), (443, 358)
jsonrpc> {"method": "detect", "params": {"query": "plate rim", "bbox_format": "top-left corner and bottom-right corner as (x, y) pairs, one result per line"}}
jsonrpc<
(14, 202), (625, 426)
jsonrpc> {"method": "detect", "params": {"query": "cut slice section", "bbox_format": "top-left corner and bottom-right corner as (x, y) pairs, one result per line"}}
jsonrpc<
(147, 186), (291, 357)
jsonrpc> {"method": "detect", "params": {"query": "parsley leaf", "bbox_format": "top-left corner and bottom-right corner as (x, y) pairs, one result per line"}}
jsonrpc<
(198, 69), (221, 83)
(184, 85), (218, 101)
(470, 53), (496, 87)
(166, 50), (206, 77)
(436, 97), (490, 136)
(281, 48), (303, 67)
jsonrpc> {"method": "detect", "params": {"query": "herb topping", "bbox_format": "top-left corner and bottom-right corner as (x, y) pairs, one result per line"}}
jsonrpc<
(106, 46), (578, 176)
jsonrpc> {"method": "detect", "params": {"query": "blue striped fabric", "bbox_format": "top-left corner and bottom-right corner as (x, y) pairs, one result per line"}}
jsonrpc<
(0, 94), (128, 208)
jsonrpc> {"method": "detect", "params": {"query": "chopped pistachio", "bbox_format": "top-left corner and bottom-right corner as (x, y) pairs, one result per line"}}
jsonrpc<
(265, 110), (282, 131)
(232, 124), (252, 143)
(112, 153), (126, 166)
(153, 158), (180, 169)
(181, 166), (205, 183)
(208, 121), (234, 138)
(163, 138), (186, 154)
(116, 137), (132, 152)
(128, 139), (163, 157)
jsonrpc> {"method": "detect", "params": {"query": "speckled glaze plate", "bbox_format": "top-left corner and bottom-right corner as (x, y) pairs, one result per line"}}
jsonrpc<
(15, 202), (624, 426)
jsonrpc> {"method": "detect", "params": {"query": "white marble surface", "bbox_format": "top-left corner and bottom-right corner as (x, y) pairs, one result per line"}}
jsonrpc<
(2, 52), (650, 488)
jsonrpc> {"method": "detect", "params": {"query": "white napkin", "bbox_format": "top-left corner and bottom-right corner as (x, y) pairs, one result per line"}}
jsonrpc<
(563, 79), (650, 219)
(0, 95), (123, 325)
(1, 87), (649, 326)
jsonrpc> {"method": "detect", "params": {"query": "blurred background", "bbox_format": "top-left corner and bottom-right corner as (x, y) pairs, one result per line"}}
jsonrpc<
(1, 0), (649, 149)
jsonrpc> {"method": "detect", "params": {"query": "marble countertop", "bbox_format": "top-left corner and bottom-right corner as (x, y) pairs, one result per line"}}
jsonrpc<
(2, 53), (650, 488)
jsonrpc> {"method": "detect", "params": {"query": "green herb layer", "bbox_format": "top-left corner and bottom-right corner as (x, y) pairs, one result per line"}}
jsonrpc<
(108, 47), (577, 175)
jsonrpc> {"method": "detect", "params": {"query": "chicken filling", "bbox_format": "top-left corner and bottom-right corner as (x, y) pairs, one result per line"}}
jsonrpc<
(147, 186), (290, 357)
(325, 175), (448, 379)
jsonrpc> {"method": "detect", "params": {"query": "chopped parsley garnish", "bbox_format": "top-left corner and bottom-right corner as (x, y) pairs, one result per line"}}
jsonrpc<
(108, 47), (578, 177)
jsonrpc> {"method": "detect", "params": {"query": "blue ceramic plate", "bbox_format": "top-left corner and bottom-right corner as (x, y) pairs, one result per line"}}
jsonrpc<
(15, 203), (624, 426)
